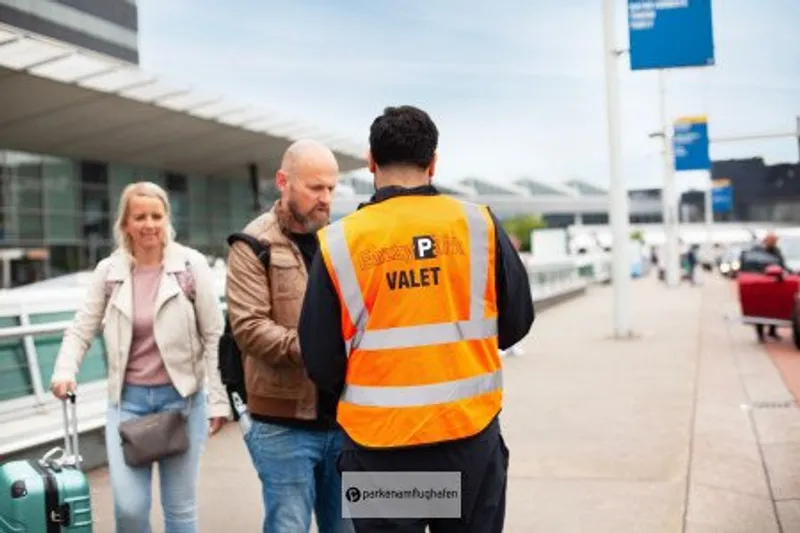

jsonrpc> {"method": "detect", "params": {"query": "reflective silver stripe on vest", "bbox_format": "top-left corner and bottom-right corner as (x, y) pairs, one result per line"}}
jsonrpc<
(356, 317), (497, 350)
(463, 201), (489, 321)
(329, 200), (494, 353)
(325, 221), (370, 338)
(342, 369), (502, 408)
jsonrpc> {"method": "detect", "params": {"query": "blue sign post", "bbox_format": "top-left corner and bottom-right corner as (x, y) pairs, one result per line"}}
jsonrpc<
(626, 1), (716, 290)
(673, 116), (710, 171)
(711, 178), (733, 214)
(628, 0), (715, 70)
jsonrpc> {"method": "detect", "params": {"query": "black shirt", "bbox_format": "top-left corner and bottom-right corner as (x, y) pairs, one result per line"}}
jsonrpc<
(291, 232), (319, 268)
(249, 231), (339, 431)
(297, 185), (535, 446)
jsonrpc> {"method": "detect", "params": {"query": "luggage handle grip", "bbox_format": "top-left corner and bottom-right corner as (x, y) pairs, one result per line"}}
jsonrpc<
(61, 391), (81, 470)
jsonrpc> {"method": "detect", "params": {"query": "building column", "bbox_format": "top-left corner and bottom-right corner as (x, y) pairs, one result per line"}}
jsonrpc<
(248, 163), (261, 213)
(795, 115), (800, 160)
(261, 163), (280, 208)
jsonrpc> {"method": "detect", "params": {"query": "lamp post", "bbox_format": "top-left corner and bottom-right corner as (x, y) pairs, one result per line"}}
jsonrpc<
(602, 0), (633, 338)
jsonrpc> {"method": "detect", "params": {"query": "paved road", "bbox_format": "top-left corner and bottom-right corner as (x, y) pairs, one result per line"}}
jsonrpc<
(85, 272), (800, 532)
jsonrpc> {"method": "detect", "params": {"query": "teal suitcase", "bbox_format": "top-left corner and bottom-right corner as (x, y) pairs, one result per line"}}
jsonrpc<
(0, 393), (93, 532)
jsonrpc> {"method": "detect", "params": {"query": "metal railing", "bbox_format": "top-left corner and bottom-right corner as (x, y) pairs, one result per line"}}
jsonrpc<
(0, 255), (610, 404)
(0, 255), (609, 452)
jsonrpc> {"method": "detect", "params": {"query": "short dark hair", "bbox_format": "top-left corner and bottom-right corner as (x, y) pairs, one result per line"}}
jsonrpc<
(369, 105), (438, 170)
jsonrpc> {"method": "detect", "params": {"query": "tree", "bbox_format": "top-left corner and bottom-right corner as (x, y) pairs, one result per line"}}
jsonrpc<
(630, 229), (645, 243)
(501, 215), (548, 252)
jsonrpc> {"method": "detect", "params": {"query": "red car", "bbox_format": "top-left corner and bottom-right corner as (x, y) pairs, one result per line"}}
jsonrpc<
(737, 235), (800, 349)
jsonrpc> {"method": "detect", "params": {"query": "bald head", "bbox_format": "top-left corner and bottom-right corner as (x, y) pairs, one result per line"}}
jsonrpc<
(275, 139), (340, 233)
(280, 139), (339, 178)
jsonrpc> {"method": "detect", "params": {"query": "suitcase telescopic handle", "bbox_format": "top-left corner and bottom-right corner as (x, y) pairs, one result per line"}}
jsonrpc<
(61, 391), (81, 469)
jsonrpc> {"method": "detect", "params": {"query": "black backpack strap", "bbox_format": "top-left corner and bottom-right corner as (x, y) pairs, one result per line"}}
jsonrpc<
(227, 232), (271, 270)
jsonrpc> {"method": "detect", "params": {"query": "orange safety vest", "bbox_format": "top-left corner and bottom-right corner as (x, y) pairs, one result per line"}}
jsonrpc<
(317, 194), (502, 448)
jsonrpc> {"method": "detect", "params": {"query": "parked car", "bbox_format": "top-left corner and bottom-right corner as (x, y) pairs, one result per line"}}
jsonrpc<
(736, 235), (800, 349)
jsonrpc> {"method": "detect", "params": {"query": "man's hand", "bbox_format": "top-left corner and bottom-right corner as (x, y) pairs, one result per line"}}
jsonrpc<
(209, 417), (227, 436)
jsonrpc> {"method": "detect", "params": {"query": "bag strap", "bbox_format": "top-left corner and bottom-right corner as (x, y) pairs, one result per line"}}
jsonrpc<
(174, 259), (196, 303)
(227, 232), (272, 315)
(227, 232), (271, 270)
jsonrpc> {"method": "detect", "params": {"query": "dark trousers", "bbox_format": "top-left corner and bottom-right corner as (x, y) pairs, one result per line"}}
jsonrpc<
(338, 420), (509, 533)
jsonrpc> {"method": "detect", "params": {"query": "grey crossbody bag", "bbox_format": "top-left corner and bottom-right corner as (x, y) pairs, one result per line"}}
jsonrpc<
(118, 402), (191, 467)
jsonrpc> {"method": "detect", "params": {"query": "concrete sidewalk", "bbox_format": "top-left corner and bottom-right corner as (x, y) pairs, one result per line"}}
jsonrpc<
(85, 272), (800, 532)
(502, 271), (703, 531)
(503, 271), (799, 532)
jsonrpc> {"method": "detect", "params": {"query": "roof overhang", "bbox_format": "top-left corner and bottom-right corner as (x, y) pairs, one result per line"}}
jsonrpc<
(0, 24), (367, 178)
(332, 194), (614, 216)
(331, 193), (668, 217)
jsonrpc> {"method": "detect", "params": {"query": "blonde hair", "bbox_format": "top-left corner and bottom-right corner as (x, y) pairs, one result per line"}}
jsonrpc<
(112, 181), (177, 258)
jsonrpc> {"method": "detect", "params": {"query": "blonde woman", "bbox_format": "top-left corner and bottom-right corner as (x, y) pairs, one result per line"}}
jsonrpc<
(50, 181), (230, 533)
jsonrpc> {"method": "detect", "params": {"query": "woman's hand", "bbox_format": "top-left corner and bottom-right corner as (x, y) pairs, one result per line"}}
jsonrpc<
(51, 379), (76, 400)
(209, 417), (227, 436)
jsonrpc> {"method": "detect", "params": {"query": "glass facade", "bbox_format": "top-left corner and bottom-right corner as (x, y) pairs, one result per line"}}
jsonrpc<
(0, 149), (266, 288)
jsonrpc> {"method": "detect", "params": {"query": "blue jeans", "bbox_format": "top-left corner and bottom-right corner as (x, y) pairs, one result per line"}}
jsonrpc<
(105, 384), (208, 533)
(244, 420), (351, 533)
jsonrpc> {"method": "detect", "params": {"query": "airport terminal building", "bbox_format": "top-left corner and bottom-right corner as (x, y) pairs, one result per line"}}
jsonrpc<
(0, 3), (366, 288)
(0, 0), (139, 63)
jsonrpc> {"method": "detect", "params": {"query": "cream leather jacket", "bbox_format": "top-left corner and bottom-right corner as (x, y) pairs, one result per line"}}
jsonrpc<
(52, 242), (231, 419)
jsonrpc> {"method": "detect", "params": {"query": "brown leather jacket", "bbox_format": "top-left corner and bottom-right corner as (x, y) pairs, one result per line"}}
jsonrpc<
(225, 201), (318, 420)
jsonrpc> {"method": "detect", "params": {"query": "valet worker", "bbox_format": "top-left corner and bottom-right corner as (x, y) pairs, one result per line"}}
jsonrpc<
(298, 105), (535, 533)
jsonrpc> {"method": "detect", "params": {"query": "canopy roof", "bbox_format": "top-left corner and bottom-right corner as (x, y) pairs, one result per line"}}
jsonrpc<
(0, 24), (367, 178)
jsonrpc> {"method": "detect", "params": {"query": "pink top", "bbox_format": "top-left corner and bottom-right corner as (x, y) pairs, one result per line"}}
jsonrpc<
(125, 265), (172, 386)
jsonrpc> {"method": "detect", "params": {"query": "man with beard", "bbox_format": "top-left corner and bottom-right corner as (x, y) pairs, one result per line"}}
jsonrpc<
(226, 139), (348, 533)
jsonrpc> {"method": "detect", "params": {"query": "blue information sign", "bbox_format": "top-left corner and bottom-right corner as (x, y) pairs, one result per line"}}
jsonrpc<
(628, 0), (715, 70)
(673, 116), (710, 171)
(711, 178), (732, 214)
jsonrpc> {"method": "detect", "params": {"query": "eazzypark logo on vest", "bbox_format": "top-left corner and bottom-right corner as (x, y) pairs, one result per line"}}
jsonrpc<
(356, 233), (466, 272)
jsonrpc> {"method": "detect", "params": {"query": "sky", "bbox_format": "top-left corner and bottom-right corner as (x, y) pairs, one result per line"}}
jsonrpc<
(137, 0), (800, 193)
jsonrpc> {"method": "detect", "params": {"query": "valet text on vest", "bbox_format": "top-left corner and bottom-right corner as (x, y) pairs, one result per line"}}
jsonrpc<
(386, 234), (442, 291)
